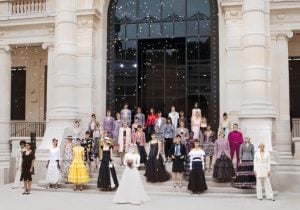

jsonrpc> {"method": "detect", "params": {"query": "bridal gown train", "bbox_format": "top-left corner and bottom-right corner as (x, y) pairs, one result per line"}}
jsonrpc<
(113, 152), (150, 205)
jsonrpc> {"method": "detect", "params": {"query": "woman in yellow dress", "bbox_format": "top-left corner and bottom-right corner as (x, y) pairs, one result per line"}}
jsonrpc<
(68, 138), (89, 191)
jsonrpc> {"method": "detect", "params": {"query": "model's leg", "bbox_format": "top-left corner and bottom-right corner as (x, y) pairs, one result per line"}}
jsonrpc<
(172, 172), (176, 187)
(179, 172), (183, 187)
(120, 152), (124, 165)
(256, 177), (263, 200)
(264, 177), (274, 200)
(28, 181), (32, 193)
(209, 156), (213, 172)
(22, 181), (27, 194)
(164, 139), (168, 161)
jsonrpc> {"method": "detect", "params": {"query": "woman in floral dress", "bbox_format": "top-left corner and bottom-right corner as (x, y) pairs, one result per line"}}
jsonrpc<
(62, 136), (73, 183)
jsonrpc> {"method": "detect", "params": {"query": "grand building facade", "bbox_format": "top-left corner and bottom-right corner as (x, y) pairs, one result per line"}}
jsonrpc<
(0, 0), (300, 191)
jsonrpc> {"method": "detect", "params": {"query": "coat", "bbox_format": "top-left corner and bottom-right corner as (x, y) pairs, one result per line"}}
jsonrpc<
(118, 127), (132, 153)
(171, 143), (186, 158)
(254, 151), (271, 178)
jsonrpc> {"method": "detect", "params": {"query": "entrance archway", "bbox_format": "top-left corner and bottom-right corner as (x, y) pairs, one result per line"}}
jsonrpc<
(107, 0), (219, 128)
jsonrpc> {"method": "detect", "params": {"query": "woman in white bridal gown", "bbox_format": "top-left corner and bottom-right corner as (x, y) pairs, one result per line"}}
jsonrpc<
(113, 144), (150, 205)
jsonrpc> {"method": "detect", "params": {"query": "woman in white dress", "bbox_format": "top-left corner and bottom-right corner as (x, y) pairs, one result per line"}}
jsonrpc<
(219, 112), (231, 140)
(191, 111), (201, 141)
(192, 102), (201, 118)
(73, 121), (82, 144)
(45, 139), (61, 189)
(113, 144), (150, 205)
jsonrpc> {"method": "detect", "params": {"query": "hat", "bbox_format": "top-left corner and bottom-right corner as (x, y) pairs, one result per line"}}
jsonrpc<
(64, 136), (73, 139)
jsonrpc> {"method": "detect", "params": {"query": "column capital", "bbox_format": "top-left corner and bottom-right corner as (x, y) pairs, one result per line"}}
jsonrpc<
(42, 42), (54, 50)
(0, 45), (10, 52)
(272, 30), (294, 40)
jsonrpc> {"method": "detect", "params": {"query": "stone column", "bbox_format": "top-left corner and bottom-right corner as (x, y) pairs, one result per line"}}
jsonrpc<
(276, 31), (293, 154)
(48, 0), (78, 121)
(0, 45), (11, 164)
(36, 0), (78, 183)
(42, 42), (55, 125)
(0, 45), (11, 185)
(240, 0), (275, 151)
(77, 16), (97, 127)
(223, 9), (243, 123)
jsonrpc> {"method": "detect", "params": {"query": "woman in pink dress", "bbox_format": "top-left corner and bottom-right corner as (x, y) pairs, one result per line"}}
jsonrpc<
(213, 131), (235, 182)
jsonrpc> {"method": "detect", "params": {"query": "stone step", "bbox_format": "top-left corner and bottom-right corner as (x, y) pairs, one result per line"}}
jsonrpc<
(86, 177), (231, 187)
(278, 155), (294, 159)
(36, 183), (256, 195)
(276, 165), (300, 171)
(278, 159), (300, 165)
(32, 184), (261, 198)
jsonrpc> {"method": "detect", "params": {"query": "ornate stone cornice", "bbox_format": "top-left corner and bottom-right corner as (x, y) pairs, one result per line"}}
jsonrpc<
(42, 42), (54, 50)
(0, 45), (10, 52)
(271, 30), (294, 39)
(242, 8), (266, 15)
(225, 10), (243, 19)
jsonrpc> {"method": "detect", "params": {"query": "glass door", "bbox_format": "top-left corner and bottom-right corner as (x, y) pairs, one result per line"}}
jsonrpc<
(139, 38), (186, 115)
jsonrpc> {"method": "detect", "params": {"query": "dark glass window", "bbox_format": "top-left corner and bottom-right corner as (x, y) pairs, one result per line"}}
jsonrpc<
(108, 0), (219, 129)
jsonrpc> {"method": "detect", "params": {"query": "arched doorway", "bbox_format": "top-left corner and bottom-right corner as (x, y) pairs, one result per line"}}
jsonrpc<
(107, 0), (219, 128)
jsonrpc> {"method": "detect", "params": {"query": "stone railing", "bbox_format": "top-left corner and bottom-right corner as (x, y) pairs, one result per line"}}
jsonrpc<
(11, 0), (46, 15)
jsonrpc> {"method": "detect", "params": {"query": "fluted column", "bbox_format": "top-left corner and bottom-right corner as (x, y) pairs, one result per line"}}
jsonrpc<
(0, 45), (11, 164)
(276, 31), (293, 152)
(223, 9), (243, 122)
(241, 0), (273, 114)
(240, 0), (274, 151)
(48, 0), (78, 120)
(42, 42), (55, 123)
(36, 0), (79, 183)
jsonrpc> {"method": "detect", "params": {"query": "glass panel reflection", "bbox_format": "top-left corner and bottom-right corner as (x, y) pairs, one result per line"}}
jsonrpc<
(187, 0), (211, 18)
(162, 0), (185, 18)
(138, 0), (161, 20)
(109, 0), (216, 127)
(116, 0), (138, 20)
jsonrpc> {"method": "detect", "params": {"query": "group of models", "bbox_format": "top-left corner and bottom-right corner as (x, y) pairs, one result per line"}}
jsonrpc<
(13, 102), (275, 203)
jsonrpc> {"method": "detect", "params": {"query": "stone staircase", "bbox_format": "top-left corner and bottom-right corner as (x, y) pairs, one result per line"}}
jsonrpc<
(275, 146), (300, 192)
(36, 160), (258, 197)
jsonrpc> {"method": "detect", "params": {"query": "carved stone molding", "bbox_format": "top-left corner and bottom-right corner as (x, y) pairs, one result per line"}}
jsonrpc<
(225, 10), (242, 19)
(42, 42), (54, 50)
(276, 14), (286, 20)
(271, 30), (294, 40)
(0, 45), (10, 52)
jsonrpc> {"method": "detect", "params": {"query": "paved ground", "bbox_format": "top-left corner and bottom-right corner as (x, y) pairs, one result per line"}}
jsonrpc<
(1, 184), (299, 210)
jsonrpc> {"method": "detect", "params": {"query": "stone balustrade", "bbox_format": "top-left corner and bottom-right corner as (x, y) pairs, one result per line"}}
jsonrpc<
(11, 0), (46, 15)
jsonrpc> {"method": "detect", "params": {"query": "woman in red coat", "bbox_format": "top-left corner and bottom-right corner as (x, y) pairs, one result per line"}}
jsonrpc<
(145, 108), (158, 142)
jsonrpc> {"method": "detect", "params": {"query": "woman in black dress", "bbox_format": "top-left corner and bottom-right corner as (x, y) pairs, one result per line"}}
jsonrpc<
(171, 135), (186, 188)
(20, 142), (35, 195)
(97, 138), (118, 191)
(188, 141), (207, 194)
(145, 133), (171, 182)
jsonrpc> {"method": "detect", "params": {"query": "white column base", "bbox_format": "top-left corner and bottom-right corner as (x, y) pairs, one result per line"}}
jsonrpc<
(276, 120), (292, 153)
(239, 117), (274, 152)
